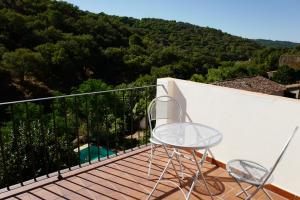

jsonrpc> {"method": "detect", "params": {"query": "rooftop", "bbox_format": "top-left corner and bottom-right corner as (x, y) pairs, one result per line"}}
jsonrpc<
(213, 76), (286, 95)
(0, 146), (289, 200)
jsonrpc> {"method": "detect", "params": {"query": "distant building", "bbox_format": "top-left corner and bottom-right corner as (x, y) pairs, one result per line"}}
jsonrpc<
(214, 76), (286, 96)
(279, 55), (300, 70)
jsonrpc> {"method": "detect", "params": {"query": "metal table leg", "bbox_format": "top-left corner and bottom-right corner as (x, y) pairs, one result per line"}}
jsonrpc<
(147, 147), (215, 200)
(186, 149), (214, 200)
(146, 145), (182, 200)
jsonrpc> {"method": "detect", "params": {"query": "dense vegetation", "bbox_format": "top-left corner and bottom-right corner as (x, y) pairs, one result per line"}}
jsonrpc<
(254, 39), (299, 48)
(1, 0), (299, 102)
(0, 0), (300, 188)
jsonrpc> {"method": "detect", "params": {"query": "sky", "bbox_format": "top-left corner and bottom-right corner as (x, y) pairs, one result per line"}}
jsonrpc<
(64, 0), (300, 43)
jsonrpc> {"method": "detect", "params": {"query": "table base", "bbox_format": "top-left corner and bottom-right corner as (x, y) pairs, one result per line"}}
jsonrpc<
(146, 145), (214, 200)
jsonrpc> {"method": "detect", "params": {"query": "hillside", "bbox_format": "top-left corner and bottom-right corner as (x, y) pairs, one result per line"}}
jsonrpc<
(0, 0), (299, 101)
(254, 39), (299, 48)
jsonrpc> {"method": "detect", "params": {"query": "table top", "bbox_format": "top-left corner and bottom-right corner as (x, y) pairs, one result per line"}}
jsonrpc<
(153, 122), (222, 149)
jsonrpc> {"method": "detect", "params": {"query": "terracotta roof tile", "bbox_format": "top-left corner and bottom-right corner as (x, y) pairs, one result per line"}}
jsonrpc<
(213, 76), (286, 95)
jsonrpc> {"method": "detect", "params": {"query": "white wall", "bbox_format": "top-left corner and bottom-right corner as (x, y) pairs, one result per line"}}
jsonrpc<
(157, 78), (300, 195)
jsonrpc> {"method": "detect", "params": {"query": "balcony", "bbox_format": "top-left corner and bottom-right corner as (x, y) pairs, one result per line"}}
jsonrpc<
(0, 146), (290, 200)
(0, 78), (299, 199)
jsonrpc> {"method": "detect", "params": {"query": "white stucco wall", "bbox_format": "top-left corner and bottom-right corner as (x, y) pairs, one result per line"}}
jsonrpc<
(157, 78), (300, 195)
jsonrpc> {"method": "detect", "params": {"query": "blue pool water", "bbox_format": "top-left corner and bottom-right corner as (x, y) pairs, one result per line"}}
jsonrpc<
(79, 145), (115, 164)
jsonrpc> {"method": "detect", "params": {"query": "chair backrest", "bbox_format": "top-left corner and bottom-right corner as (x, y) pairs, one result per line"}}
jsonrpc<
(261, 126), (298, 186)
(147, 96), (183, 135)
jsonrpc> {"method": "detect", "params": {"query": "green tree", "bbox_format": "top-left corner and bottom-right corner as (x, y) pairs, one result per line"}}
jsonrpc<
(74, 79), (119, 144)
(190, 74), (206, 83)
(206, 68), (223, 82)
(129, 34), (143, 47)
(0, 44), (8, 58)
(2, 48), (43, 83)
(272, 65), (297, 84)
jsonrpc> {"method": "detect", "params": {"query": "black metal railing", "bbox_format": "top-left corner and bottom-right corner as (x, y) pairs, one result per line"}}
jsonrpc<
(0, 85), (160, 191)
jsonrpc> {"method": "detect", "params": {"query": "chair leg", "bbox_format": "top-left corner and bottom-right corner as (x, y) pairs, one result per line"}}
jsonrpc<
(208, 148), (215, 163)
(245, 185), (263, 200)
(148, 144), (154, 177)
(174, 148), (184, 179)
(233, 177), (252, 197)
(200, 149), (208, 165)
(262, 188), (273, 200)
(235, 185), (253, 197)
(233, 180), (271, 200)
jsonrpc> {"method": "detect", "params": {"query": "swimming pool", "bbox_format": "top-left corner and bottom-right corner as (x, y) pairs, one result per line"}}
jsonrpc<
(79, 145), (115, 164)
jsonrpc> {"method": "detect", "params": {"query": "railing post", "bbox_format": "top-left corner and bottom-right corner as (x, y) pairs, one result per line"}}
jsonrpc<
(10, 105), (24, 185)
(122, 90), (126, 154)
(85, 96), (91, 164)
(39, 103), (49, 178)
(130, 90), (134, 151)
(25, 103), (37, 182)
(104, 106), (110, 159)
(95, 95), (101, 161)
(145, 87), (149, 145)
(62, 98), (71, 170)
(51, 101), (62, 180)
(74, 97), (81, 167)
(114, 92), (118, 156)
(0, 125), (9, 190)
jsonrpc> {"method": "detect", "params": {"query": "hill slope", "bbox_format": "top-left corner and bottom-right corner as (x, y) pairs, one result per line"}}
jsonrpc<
(0, 0), (299, 101)
(254, 39), (299, 48)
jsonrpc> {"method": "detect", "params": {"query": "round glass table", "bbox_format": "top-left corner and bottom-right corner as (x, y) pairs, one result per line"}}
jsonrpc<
(147, 122), (223, 200)
(153, 122), (222, 149)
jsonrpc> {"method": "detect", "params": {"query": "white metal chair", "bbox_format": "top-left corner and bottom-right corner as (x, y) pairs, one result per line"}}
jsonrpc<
(147, 95), (184, 177)
(226, 126), (298, 200)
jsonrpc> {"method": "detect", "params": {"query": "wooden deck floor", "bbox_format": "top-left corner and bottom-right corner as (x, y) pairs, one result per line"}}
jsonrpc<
(0, 146), (289, 200)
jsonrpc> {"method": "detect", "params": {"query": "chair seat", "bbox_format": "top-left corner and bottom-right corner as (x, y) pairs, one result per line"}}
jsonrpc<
(226, 159), (273, 186)
(150, 137), (162, 145)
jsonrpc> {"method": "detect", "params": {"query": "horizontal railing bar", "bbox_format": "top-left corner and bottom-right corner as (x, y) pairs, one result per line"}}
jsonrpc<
(0, 84), (163, 106)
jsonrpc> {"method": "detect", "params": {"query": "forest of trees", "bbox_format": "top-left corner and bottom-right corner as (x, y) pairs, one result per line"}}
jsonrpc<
(254, 39), (299, 48)
(1, 0), (299, 102)
(0, 0), (300, 189)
